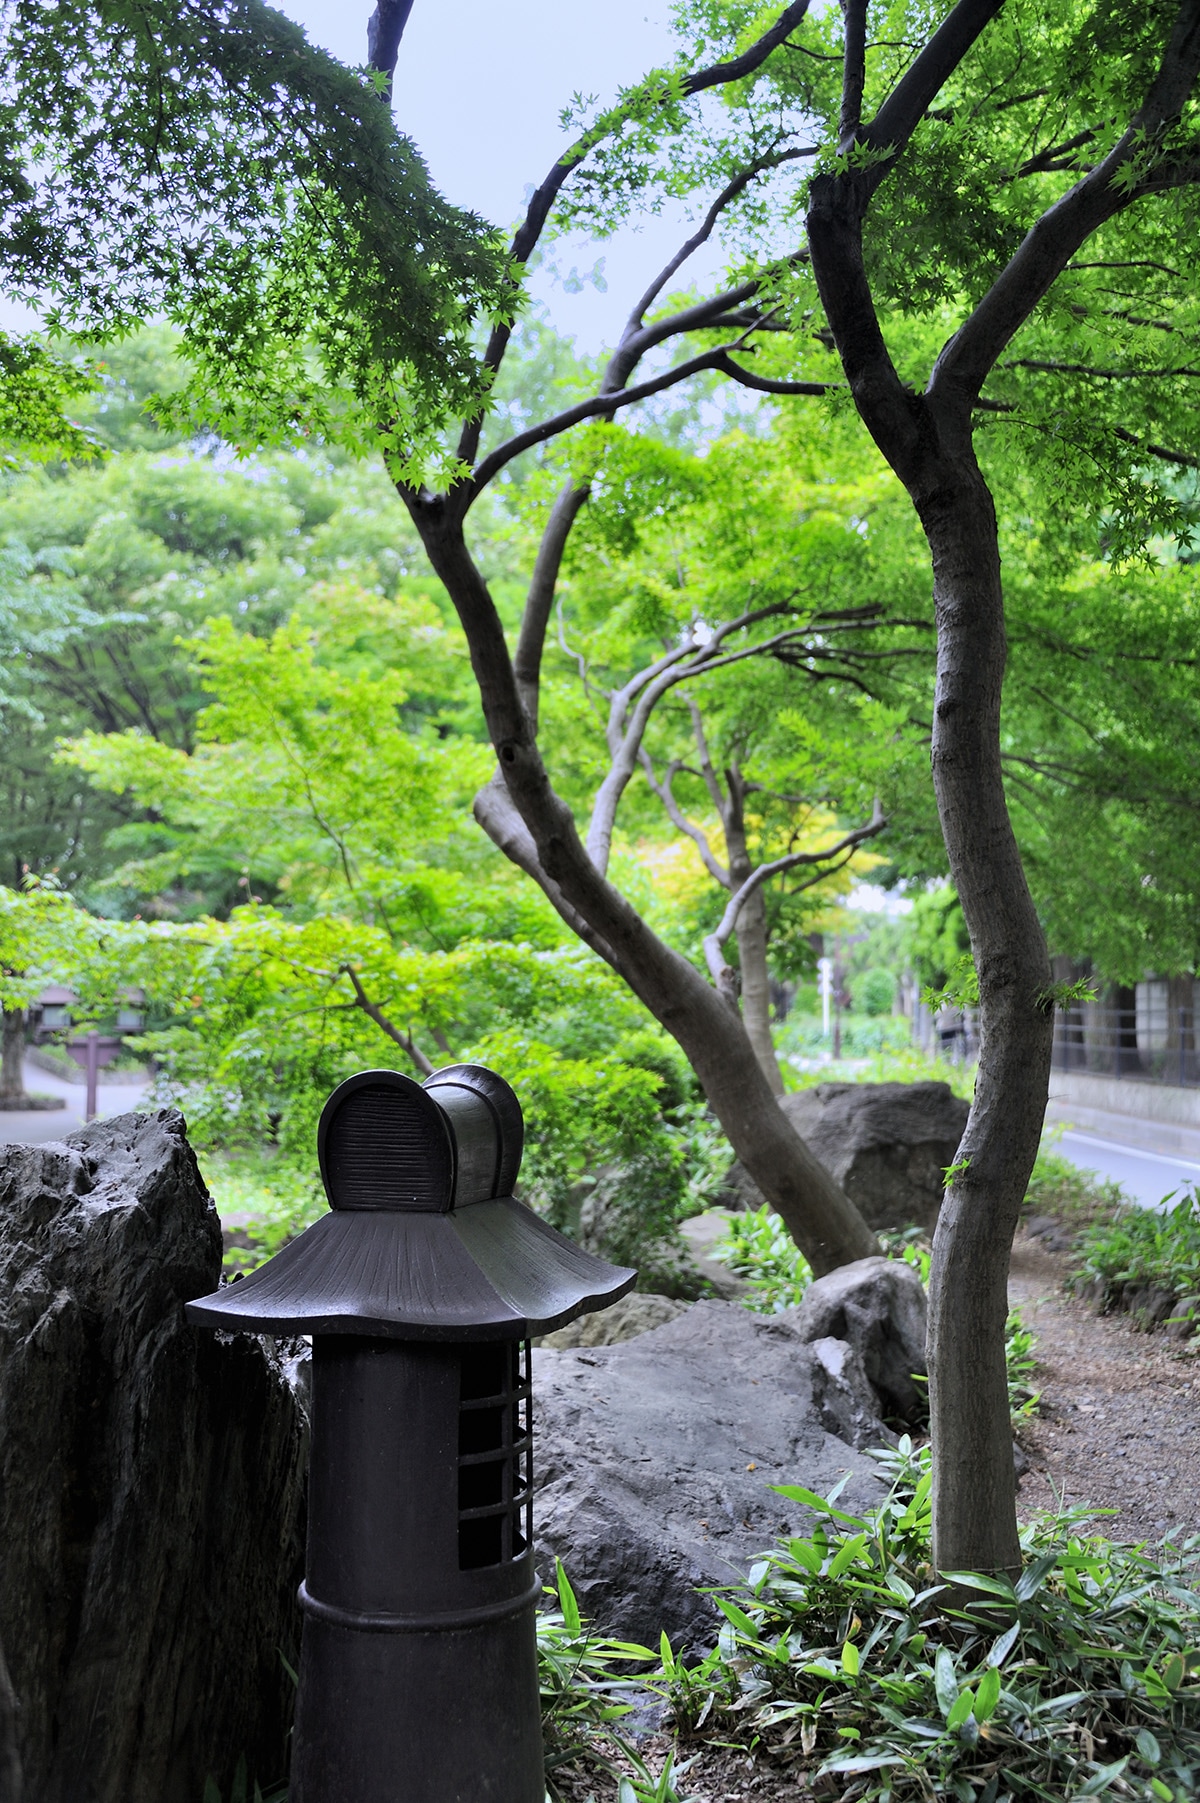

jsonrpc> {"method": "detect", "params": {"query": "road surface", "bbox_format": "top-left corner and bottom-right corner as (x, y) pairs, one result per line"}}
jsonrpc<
(1055, 1128), (1200, 1211)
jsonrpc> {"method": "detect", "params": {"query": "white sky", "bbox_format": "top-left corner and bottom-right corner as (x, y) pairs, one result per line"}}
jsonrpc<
(275, 0), (715, 353)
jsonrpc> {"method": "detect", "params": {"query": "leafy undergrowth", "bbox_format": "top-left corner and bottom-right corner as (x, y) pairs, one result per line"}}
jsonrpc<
(714, 1207), (1040, 1426)
(1075, 1196), (1200, 1337)
(664, 1443), (1200, 1803)
(1024, 1145), (1128, 1229)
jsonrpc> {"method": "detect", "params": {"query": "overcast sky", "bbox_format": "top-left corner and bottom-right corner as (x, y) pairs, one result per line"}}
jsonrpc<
(281, 0), (716, 352)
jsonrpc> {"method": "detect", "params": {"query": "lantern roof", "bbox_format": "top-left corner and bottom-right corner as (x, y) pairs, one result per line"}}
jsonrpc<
(186, 1065), (635, 1342)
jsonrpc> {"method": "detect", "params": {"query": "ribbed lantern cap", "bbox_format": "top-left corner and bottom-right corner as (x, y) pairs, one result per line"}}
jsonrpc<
(186, 1065), (635, 1342)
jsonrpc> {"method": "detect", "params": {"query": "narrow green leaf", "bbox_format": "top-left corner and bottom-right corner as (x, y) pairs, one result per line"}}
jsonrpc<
(946, 1687), (975, 1731)
(618, 1780), (638, 1803)
(828, 1534), (869, 1581)
(1135, 1728), (1161, 1766)
(556, 1559), (581, 1637)
(1151, 1779), (1173, 1801)
(1014, 1551), (1059, 1601)
(940, 1570), (1017, 1600)
(987, 1621), (1021, 1667)
(1077, 1757), (1129, 1795)
(974, 1665), (1001, 1721)
(935, 1647), (959, 1717)
(841, 1639), (860, 1676)
(771, 1484), (867, 1528)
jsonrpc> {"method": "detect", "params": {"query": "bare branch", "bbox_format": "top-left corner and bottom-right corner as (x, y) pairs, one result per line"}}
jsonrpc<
(839, 0), (869, 151)
(702, 802), (887, 993)
(626, 146), (817, 334)
(472, 773), (622, 969)
(716, 354), (840, 396)
(468, 344), (736, 494)
(514, 481), (590, 724)
(861, 0), (1006, 181)
(639, 749), (730, 885)
(453, 0), (815, 466)
(341, 964), (434, 1075)
(585, 605), (806, 871)
(365, 0), (416, 96)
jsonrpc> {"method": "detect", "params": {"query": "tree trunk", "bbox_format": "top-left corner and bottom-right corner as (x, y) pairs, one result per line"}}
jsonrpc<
(918, 470), (1053, 1577)
(415, 518), (878, 1276)
(1, 1009), (27, 1101)
(735, 886), (784, 1095)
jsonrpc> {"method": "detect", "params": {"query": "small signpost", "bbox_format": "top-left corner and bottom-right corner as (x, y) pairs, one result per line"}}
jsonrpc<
(65, 1030), (123, 1122)
(187, 1063), (635, 1803)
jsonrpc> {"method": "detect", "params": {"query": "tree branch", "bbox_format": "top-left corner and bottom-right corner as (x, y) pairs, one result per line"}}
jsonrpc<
(861, 0), (1007, 181)
(341, 964), (434, 1075)
(839, 0), (869, 151)
(513, 481), (590, 724)
(932, 0), (1200, 403)
(702, 802), (887, 996)
(453, 0), (815, 466)
(472, 773), (622, 969)
(639, 749), (730, 886)
(365, 0), (416, 96)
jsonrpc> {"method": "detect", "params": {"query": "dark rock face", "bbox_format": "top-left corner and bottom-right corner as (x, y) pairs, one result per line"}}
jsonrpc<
(726, 1081), (970, 1231)
(791, 1255), (928, 1424)
(532, 1301), (886, 1650)
(0, 1111), (307, 1803)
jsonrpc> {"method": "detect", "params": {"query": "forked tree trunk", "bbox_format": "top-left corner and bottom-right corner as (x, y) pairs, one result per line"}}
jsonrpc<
(735, 888), (785, 1096)
(1, 1009), (27, 1101)
(413, 519), (879, 1277)
(919, 471), (1053, 1576)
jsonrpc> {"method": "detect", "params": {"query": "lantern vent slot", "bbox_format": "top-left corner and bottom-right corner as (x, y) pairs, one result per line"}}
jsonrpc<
(457, 1341), (532, 1570)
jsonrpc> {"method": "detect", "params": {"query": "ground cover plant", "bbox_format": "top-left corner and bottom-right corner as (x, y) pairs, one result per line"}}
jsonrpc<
(1075, 1197), (1200, 1339)
(656, 1443), (1200, 1803)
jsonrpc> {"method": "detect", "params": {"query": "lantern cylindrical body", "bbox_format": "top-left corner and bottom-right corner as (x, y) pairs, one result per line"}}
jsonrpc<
(291, 1334), (543, 1803)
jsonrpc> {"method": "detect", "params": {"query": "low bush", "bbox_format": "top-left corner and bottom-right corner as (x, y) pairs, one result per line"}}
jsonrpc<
(1024, 1145), (1127, 1228)
(661, 1443), (1200, 1803)
(1075, 1196), (1200, 1335)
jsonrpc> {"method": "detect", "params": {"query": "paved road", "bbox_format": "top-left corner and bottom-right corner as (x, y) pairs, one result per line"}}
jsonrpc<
(0, 1057), (150, 1146)
(1056, 1128), (1200, 1211)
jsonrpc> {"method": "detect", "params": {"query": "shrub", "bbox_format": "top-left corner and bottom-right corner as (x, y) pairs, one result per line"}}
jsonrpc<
(1076, 1195), (1200, 1334)
(660, 1442), (1200, 1802)
(853, 967), (898, 1017)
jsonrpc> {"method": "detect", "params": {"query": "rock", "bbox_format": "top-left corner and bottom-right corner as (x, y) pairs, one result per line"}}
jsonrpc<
(536, 1291), (688, 1348)
(0, 1111), (307, 1803)
(790, 1255), (928, 1424)
(532, 1300), (887, 1649)
(677, 1210), (748, 1299)
(725, 1081), (969, 1231)
(0, 1640), (20, 1803)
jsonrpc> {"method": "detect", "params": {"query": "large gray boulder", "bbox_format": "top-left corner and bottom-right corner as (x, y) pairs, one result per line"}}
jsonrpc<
(0, 1111), (307, 1803)
(792, 1255), (928, 1424)
(532, 1301), (887, 1650)
(727, 1081), (969, 1231)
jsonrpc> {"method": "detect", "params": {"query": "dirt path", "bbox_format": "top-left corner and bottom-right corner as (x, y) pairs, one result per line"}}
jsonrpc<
(1009, 1226), (1200, 1543)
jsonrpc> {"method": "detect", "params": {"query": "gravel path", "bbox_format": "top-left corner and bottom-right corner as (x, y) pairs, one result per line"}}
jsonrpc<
(1009, 1227), (1200, 1543)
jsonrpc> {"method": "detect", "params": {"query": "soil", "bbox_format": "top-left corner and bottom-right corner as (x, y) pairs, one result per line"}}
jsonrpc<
(1008, 1224), (1200, 1543)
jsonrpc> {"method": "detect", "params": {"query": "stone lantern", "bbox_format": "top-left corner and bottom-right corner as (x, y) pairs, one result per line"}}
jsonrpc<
(187, 1063), (635, 1803)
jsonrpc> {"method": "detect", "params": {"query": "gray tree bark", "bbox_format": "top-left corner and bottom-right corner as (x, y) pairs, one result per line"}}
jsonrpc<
(0, 1008), (27, 1101)
(0, 1109), (307, 1803)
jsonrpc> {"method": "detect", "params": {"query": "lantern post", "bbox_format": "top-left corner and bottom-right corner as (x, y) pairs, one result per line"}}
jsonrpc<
(187, 1063), (634, 1803)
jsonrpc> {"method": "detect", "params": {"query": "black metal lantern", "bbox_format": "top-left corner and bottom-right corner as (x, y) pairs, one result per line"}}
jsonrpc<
(187, 1064), (634, 1803)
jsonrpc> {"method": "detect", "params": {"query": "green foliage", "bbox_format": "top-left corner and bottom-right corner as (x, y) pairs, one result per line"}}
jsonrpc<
(1025, 1145), (1128, 1227)
(659, 1445), (1200, 1802)
(539, 1561), (659, 1800)
(910, 887), (972, 994)
(2, 0), (509, 476)
(1078, 1196), (1200, 1330)
(0, 333), (103, 464)
(852, 967), (898, 1018)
